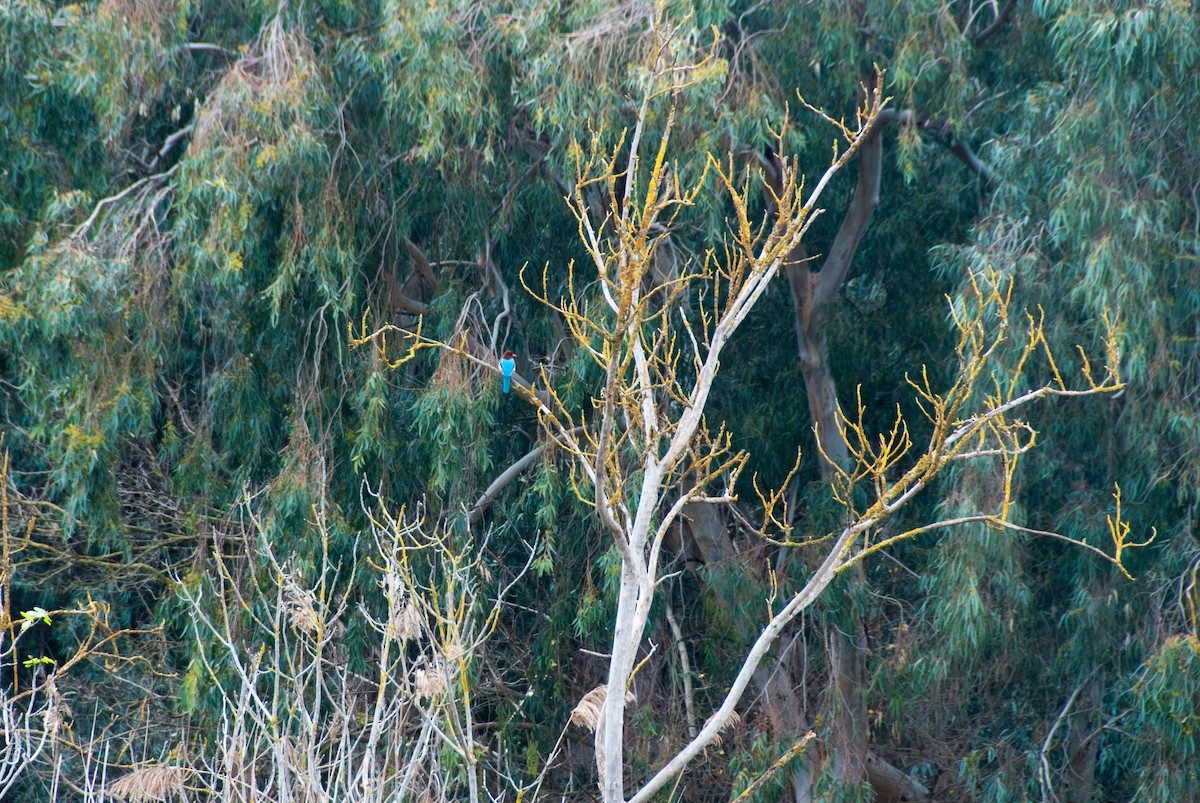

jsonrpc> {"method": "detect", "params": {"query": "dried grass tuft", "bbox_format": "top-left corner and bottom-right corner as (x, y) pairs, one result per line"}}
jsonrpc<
(43, 677), (72, 736)
(570, 684), (636, 732)
(703, 708), (742, 747)
(389, 598), (423, 642)
(429, 328), (471, 395)
(107, 764), (188, 801)
(413, 661), (448, 700)
(384, 570), (423, 641)
(191, 16), (319, 152)
(283, 574), (319, 635)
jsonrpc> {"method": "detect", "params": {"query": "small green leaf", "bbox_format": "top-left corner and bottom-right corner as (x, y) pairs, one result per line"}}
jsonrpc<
(22, 655), (56, 668)
(20, 607), (52, 633)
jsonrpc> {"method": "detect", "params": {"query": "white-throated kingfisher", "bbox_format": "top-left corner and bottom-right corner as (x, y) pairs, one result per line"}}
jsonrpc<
(499, 350), (516, 394)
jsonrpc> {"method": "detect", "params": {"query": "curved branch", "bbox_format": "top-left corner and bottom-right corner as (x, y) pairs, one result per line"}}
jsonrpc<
(147, 124), (194, 171)
(466, 447), (545, 526)
(70, 166), (178, 241)
(403, 237), (439, 292)
(974, 0), (1017, 46)
(948, 137), (995, 184)
(811, 119), (885, 310)
(466, 427), (584, 525)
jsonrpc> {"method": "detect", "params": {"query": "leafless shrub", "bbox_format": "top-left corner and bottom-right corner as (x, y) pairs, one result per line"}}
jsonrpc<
(150, 495), (537, 803)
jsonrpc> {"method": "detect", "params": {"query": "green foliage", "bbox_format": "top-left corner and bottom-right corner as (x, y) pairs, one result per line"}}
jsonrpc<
(2, 0), (1199, 800)
(1126, 631), (1200, 800)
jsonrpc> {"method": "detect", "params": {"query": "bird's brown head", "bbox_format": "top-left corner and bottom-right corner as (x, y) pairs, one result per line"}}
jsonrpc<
(502, 350), (515, 360)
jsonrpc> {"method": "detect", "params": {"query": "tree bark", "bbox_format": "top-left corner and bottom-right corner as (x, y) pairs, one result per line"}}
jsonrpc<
(785, 119), (884, 475)
(780, 108), (930, 802)
(683, 504), (819, 801)
(1063, 675), (1101, 803)
(865, 751), (931, 803)
(754, 660), (818, 802)
(827, 583), (869, 788)
(785, 121), (884, 797)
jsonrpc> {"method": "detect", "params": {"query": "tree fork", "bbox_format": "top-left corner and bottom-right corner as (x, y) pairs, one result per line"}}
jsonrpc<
(780, 99), (920, 801)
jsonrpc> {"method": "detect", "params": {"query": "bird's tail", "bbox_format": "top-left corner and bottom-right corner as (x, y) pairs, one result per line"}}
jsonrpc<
(503, 375), (511, 394)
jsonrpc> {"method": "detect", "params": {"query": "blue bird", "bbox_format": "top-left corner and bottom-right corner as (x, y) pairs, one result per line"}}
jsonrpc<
(499, 350), (516, 394)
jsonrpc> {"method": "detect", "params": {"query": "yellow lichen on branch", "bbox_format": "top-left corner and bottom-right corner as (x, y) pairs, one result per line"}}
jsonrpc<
(800, 267), (1139, 579)
(1107, 485), (1156, 581)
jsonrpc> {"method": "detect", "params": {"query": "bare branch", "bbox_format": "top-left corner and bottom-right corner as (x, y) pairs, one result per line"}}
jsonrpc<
(465, 428), (583, 525)
(974, 0), (1017, 45)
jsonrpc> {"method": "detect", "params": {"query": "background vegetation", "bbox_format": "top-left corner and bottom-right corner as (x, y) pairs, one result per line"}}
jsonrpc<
(1, 0), (1198, 801)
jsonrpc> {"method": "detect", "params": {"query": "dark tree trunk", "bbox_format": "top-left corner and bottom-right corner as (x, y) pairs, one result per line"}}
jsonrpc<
(777, 106), (930, 802)
(1063, 675), (1101, 803)
(786, 120), (884, 797)
(785, 118), (884, 476)
(682, 503), (819, 801)
(827, 568), (870, 788)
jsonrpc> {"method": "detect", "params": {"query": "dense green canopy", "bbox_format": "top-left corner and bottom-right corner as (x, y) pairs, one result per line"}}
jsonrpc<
(1, 1), (1198, 801)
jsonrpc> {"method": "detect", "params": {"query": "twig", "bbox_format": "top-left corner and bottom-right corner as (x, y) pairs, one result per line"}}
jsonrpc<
(664, 604), (696, 739)
(185, 42), (233, 57)
(465, 428), (583, 525)
(1039, 673), (1095, 803)
(730, 732), (817, 802)
(147, 124), (194, 171)
(70, 166), (178, 241)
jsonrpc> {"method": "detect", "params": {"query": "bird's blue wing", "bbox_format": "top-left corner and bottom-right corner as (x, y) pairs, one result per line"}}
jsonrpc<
(500, 358), (515, 393)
